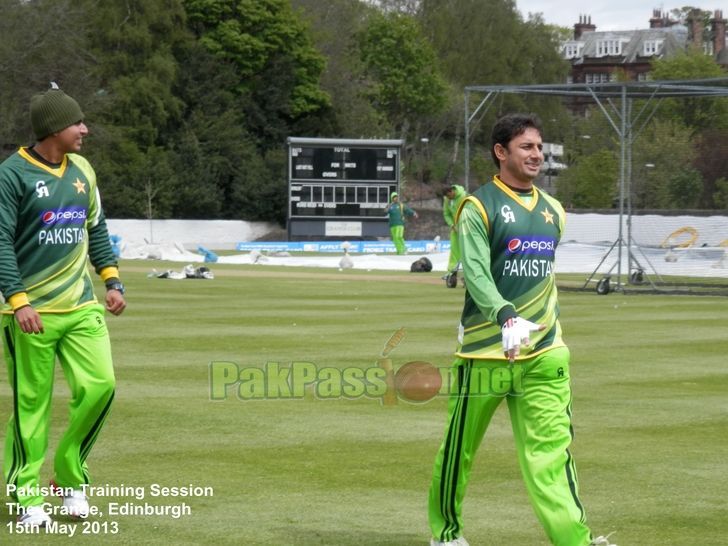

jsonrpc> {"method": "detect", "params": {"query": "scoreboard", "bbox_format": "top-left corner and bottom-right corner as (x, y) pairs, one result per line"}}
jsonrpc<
(287, 137), (404, 239)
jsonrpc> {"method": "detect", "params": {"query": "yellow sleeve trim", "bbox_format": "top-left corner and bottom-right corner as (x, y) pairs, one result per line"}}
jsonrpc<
(455, 195), (490, 232)
(99, 267), (120, 282)
(8, 292), (30, 310)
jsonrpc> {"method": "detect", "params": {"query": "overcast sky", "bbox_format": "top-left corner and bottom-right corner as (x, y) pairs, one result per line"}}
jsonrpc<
(516, 2), (728, 31)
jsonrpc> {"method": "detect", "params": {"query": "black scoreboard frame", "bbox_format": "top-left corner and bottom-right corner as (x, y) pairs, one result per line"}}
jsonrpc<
(287, 137), (404, 240)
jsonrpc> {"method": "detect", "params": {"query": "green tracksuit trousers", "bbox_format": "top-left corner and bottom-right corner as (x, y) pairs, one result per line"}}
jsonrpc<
(2, 304), (115, 507)
(447, 229), (461, 272)
(429, 347), (592, 546)
(390, 225), (406, 255)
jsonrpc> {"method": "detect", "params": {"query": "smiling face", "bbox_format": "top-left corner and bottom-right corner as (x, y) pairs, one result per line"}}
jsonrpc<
(493, 127), (543, 189)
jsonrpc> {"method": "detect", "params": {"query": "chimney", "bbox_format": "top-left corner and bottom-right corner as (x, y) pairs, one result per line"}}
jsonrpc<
(574, 14), (596, 40)
(712, 10), (726, 55)
(687, 8), (704, 49)
(650, 9), (665, 29)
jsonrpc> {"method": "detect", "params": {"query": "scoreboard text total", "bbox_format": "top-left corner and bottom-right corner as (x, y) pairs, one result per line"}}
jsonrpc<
(290, 146), (396, 180)
(289, 144), (400, 218)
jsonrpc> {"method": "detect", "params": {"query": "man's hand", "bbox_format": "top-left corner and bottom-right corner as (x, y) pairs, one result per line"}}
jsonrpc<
(501, 317), (545, 362)
(105, 290), (126, 316)
(14, 306), (44, 334)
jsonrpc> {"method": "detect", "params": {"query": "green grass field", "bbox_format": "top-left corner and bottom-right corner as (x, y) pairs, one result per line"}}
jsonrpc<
(1, 261), (726, 545)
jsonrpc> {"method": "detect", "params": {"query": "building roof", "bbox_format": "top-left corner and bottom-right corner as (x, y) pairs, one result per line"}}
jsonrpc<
(568, 26), (688, 65)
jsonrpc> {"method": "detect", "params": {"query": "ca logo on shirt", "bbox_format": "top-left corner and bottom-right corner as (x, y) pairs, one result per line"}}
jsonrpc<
(501, 205), (515, 224)
(35, 180), (50, 198)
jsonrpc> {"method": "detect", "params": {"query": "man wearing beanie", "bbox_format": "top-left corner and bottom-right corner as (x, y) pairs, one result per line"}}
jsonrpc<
(0, 83), (126, 528)
(386, 192), (418, 255)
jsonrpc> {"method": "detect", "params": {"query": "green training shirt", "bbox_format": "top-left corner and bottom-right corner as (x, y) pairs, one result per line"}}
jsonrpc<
(0, 148), (118, 313)
(386, 202), (415, 227)
(443, 185), (467, 228)
(455, 176), (566, 360)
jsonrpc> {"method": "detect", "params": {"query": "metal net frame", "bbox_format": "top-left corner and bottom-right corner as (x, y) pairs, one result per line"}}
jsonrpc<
(463, 78), (728, 295)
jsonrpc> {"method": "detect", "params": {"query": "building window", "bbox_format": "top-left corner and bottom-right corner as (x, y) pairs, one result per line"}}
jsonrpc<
(596, 39), (624, 57)
(643, 40), (663, 56)
(637, 72), (651, 82)
(585, 73), (612, 84)
(563, 42), (584, 59)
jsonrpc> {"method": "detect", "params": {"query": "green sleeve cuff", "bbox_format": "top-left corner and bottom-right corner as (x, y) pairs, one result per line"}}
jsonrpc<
(496, 306), (517, 327)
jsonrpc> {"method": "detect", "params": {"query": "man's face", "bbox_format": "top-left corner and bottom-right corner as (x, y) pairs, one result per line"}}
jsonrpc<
(56, 121), (88, 154)
(494, 127), (543, 186)
(446, 189), (456, 199)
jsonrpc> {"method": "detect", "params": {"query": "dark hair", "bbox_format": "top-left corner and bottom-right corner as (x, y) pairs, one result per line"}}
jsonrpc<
(439, 185), (456, 198)
(490, 113), (543, 167)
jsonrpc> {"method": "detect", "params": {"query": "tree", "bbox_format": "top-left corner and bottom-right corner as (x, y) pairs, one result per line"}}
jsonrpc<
(665, 168), (704, 209)
(0, 0), (95, 154)
(75, 0), (190, 218)
(690, 128), (728, 208)
(650, 49), (728, 131)
(649, 51), (728, 208)
(170, 41), (283, 220)
(713, 177), (728, 209)
(183, 0), (331, 149)
(556, 150), (618, 209)
(292, 0), (389, 138)
(631, 119), (700, 209)
(357, 10), (447, 139)
(417, 0), (569, 162)
(419, 0), (568, 87)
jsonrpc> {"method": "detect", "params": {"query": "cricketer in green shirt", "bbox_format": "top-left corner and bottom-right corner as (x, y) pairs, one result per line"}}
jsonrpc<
(386, 192), (417, 255)
(454, 177), (565, 360)
(429, 113), (609, 546)
(0, 85), (125, 524)
(0, 148), (119, 312)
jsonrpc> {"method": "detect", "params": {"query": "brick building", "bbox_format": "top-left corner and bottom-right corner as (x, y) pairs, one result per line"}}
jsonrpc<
(563, 9), (728, 83)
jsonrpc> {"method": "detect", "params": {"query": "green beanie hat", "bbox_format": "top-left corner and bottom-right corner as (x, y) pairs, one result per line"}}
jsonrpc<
(30, 84), (84, 140)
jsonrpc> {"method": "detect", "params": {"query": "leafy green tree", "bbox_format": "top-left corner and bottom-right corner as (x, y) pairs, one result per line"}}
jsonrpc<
(170, 42), (271, 219)
(713, 177), (728, 209)
(690, 128), (728, 208)
(183, 0), (331, 149)
(649, 52), (728, 208)
(631, 119), (699, 209)
(556, 150), (618, 209)
(0, 0), (95, 154)
(418, 0), (569, 163)
(650, 49), (728, 131)
(665, 168), (703, 209)
(419, 0), (568, 87)
(75, 0), (190, 217)
(357, 11), (447, 138)
(292, 0), (389, 138)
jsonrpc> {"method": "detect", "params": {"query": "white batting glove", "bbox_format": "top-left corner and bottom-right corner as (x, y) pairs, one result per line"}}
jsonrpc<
(501, 317), (544, 361)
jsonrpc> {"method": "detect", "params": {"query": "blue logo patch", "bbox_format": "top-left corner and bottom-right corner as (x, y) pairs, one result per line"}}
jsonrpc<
(506, 236), (556, 256)
(40, 207), (87, 226)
